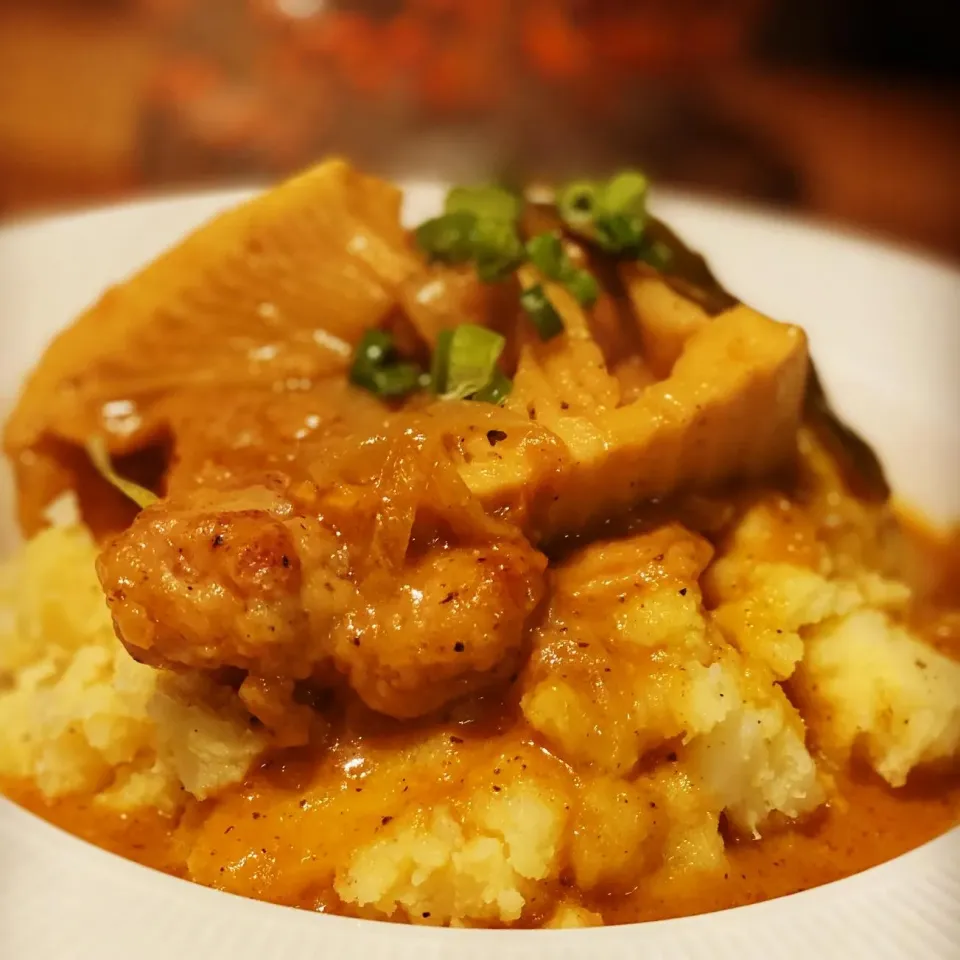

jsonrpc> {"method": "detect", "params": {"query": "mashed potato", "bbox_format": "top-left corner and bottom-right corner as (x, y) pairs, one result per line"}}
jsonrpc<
(795, 608), (960, 786)
(335, 780), (568, 925)
(1, 502), (957, 927)
(0, 509), (267, 810)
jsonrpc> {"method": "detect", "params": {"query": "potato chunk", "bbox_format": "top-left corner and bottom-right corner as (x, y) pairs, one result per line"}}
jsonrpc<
(794, 609), (960, 786)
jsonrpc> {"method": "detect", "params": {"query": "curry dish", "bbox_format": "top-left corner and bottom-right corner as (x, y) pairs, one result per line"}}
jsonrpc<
(1, 161), (957, 929)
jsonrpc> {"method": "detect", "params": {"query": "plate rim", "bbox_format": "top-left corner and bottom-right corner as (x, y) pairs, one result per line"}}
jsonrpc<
(1, 184), (958, 959)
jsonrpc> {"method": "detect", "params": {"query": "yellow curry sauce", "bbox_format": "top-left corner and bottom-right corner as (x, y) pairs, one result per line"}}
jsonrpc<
(6, 516), (958, 926)
(7, 748), (960, 924)
(2, 162), (958, 928)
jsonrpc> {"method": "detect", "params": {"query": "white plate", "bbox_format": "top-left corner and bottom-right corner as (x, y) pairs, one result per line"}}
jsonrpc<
(1, 186), (958, 960)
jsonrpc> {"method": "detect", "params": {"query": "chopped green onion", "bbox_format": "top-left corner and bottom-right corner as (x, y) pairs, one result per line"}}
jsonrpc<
(598, 171), (649, 219)
(414, 211), (478, 263)
(593, 213), (645, 254)
(526, 231), (566, 276)
(520, 284), (564, 340)
(564, 268), (599, 306)
(431, 324), (510, 403)
(430, 328), (455, 396)
(367, 364), (423, 397)
(556, 169), (652, 257)
(472, 219), (524, 282)
(526, 232), (599, 307)
(350, 329), (423, 398)
(353, 329), (393, 367)
(445, 185), (520, 224)
(471, 368), (512, 405)
(557, 180), (599, 231)
(438, 324), (507, 400)
(86, 435), (158, 509)
(415, 208), (522, 282)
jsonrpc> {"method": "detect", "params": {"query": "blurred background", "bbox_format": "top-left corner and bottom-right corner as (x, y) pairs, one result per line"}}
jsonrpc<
(1, 0), (958, 259)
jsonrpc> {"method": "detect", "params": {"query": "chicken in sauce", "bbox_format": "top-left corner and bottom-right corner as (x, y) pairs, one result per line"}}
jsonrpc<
(1, 161), (957, 929)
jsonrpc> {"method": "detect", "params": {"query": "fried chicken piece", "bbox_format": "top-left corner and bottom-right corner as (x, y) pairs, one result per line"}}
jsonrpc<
(98, 424), (548, 719)
(97, 482), (356, 680)
(331, 541), (546, 718)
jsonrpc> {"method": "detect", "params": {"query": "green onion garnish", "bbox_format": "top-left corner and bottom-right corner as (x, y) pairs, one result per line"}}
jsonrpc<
(526, 231), (565, 276)
(564, 268), (599, 305)
(86, 435), (158, 509)
(414, 211), (478, 264)
(367, 364), (424, 397)
(556, 169), (651, 257)
(557, 180), (599, 231)
(431, 324), (510, 403)
(430, 328), (454, 396)
(416, 194), (522, 282)
(471, 218), (524, 282)
(445, 185), (521, 225)
(350, 329), (424, 398)
(520, 284), (564, 340)
(593, 213), (645, 254)
(471, 368), (512, 405)
(599, 171), (649, 220)
(526, 232), (599, 307)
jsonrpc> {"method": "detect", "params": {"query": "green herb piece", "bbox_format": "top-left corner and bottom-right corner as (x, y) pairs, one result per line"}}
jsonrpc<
(472, 218), (524, 282)
(445, 185), (521, 224)
(350, 329), (423, 398)
(593, 212), (645, 254)
(520, 283), (564, 340)
(415, 204), (522, 281)
(471, 368), (512, 405)
(556, 180), (599, 231)
(564, 268), (600, 305)
(86, 435), (158, 509)
(368, 364), (424, 397)
(526, 231), (599, 307)
(414, 211), (478, 263)
(556, 169), (652, 257)
(430, 328), (455, 396)
(526, 231), (566, 276)
(599, 170), (649, 219)
(431, 325), (511, 403)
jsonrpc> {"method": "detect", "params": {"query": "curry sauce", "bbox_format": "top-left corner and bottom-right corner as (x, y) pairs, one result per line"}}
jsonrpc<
(8, 759), (959, 924)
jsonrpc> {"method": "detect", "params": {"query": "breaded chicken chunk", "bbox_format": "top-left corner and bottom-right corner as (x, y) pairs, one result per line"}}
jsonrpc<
(98, 432), (547, 720)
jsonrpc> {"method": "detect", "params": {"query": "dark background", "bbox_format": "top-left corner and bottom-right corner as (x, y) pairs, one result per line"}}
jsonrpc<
(1, 0), (958, 259)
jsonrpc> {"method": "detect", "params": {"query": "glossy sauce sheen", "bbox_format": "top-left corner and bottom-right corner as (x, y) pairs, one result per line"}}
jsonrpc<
(8, 458), (960, 933)
(8, 761), (960, 923)
(5, 515), (960, 924)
